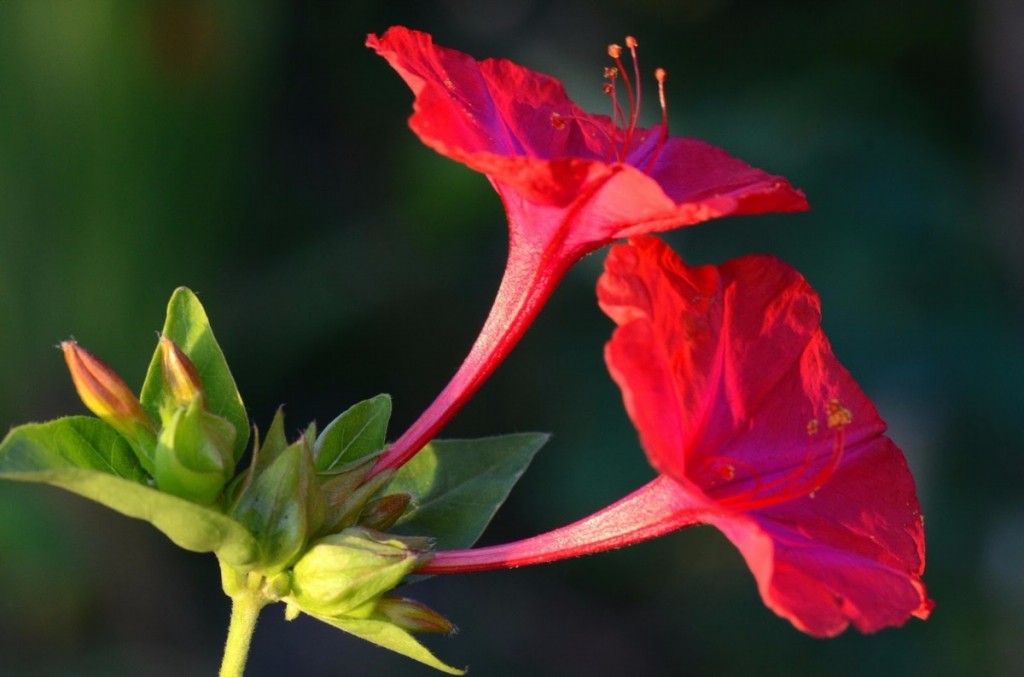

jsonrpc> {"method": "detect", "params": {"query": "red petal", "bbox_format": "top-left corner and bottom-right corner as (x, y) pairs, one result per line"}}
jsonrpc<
(599, 236), (930, 634)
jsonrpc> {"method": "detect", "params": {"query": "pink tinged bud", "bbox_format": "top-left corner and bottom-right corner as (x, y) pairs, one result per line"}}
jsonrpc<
(61, 340), (156, 440)
(376, 595), (457, 635)
(358, 493), (412, 531)
(158, 335), (204, 405)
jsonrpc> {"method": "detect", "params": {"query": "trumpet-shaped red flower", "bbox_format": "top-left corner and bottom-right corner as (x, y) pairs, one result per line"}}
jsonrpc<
(422, 236), (931, 637)
(367, 27), (808, 473)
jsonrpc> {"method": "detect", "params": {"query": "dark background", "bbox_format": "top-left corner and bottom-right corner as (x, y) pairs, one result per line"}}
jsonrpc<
(1, 1), (1020, 675)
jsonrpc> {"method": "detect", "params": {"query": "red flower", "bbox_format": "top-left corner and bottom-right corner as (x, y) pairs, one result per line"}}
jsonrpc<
(367, 27), (808, 473)
(422, 236), (931, 636)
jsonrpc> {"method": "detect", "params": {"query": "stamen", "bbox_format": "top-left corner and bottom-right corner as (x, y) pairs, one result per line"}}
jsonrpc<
(699, 400), (851, 512)
(551, 37), (675, 169)
(826, 399), (852, 429)
(625, 36), (642, 133)
(607, 41), (636, 152)
(655, 67), (668, 125)
(603, 67), (627, 137)
(644, 67), (670, 173)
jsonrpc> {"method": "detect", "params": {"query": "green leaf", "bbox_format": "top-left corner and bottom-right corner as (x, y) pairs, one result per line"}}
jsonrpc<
(0, 416), (145, 480)
(310, 613), (464, 675)
(232, 438), (324, 573)
(314, 394), (391, 473)
(386, 434), (548, 550)
(140, 287), (249, 462)
(0, 418), (259, 567)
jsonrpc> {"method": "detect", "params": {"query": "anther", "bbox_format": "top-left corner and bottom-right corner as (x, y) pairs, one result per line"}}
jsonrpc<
(608, 44), (622, 59)
(625, 36), (638, 48)
(826, 399), (852, 429)
(655, 68), (667, 116)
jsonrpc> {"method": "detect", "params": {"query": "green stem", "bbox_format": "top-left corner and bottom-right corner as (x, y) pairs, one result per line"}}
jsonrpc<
(219, 588), (266, 677)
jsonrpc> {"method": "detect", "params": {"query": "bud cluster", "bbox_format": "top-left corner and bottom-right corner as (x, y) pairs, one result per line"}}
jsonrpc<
(59, 328), (454, 665)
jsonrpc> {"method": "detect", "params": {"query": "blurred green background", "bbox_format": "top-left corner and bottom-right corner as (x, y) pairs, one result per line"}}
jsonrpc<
(1, 0), (1020, 675)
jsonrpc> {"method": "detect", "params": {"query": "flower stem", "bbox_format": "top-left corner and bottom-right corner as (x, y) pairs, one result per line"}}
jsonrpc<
(419, 475), (705, 573)
(370, 243), (568, 476)
(219, 588), (267, 677)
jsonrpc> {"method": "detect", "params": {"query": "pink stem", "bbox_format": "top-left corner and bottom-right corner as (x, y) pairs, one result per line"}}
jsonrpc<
(419, 475), (705, 574)
(370, 242), (570, 476)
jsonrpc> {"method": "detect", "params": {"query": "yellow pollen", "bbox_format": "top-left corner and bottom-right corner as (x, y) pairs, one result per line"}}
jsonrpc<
(625, 36), (638, 48)
(604, 66), (618, 79)
(806, 419), (819, 436)
(549, 112), (566, 130)
(608, 44), (622, 59)
(826, 399), (853, 429)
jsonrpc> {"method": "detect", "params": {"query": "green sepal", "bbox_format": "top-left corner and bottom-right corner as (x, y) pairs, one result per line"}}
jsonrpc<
(314, 394), (391, 472)
(232, 435), (325, 573)
(317, 454), (377, 507)
(0, 417), (259, 567)
(140, 287), (249, 462)
(309, 612), (464, 675)
(252, 407), (289, 477)
(154, 399), (237, 505)
(288, 527), (425, 619)
(223, 408), (287, 510)
(386, 433), (548, 550)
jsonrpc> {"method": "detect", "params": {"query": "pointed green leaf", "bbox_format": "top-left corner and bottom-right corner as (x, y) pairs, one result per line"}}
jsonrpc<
(140, 287), (249, 461)
(0, 418), (259, 567)
(386, 434), (548, 550)
(314, 394), (391, 472)
(311, 613), (464, 675)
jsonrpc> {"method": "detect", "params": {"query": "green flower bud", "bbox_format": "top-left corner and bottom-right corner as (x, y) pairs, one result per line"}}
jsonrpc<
(289, 527), (428, 619)
(376, 595), (457, 635)
(154, 398), (236, 504)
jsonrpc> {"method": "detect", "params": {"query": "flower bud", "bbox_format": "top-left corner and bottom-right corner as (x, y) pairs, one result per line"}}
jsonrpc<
(158, 335), (204, 405)
(289, 527), (428, 619)
(154, 398), (236, 504)
(376, 596), (456, 634)
(61, 340), (157, 467)
(358, 493), (412, 531)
